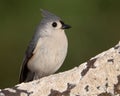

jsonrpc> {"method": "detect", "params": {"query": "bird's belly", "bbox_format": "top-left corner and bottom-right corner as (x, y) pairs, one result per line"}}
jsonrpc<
(28, 39), (68, 77)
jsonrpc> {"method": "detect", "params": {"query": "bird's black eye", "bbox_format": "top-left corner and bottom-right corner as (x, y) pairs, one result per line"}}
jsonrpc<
(52, 22), (57, 27)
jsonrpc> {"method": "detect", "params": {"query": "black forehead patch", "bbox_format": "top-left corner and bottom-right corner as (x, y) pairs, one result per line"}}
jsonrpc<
(60, 20), (65, 25)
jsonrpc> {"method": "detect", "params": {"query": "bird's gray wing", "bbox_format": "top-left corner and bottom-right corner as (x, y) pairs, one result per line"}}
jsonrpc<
(19, 37), (39, 83)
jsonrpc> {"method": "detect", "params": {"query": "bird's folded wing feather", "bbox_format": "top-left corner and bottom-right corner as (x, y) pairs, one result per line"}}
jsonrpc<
(19, 38), (39, 83)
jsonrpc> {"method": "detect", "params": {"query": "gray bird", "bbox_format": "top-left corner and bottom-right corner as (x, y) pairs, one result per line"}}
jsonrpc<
(19, 9), (71, 83)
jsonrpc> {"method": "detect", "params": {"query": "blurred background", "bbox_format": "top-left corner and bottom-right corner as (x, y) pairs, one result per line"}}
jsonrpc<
(0, 0), (120, 88)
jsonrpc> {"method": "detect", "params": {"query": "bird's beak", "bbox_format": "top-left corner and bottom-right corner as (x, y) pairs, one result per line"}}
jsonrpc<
(62, 24), (71, 29)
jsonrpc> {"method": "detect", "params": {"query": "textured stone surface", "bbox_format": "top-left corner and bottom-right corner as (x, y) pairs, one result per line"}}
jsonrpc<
(0, 42), (120, 96)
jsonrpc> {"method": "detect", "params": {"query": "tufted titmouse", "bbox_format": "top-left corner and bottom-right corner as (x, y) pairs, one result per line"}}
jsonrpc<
(19, 9), (71, 83)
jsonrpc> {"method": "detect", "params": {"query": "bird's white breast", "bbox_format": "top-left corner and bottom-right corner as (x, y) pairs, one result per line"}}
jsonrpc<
(28, 30), (68, 78)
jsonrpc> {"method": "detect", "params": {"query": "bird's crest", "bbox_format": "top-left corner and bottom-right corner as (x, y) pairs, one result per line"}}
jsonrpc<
(40, 9), (60, 21)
